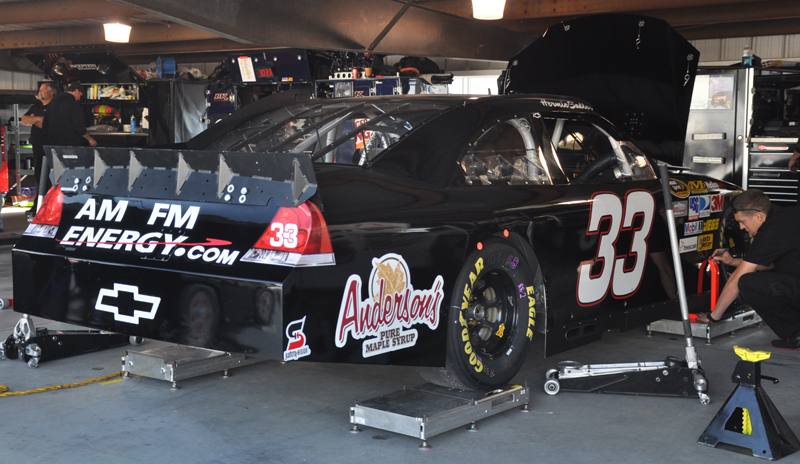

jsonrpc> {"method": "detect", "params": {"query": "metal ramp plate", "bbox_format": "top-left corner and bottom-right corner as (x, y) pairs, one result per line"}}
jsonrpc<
(647, 309), (762, 344)
(350, 383), (529, 440)
(123, 344), (263, 384)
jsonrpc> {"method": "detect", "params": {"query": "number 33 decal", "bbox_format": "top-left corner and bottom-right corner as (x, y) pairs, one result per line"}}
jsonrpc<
(577, 190), (655, 306)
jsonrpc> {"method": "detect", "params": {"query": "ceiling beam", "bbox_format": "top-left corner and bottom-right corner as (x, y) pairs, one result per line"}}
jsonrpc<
(107, 0), (534, 60)
(492, 0), (800, 36)
(0, 0), (145, 25)
(419, 0), (768, 20)
(676, 17), (800, 40)
(20, 38), (274, 56)
(0, 22), (218, 50)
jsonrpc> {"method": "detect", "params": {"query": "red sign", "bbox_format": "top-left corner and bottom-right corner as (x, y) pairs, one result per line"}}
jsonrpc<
(256, 67), (274, 77)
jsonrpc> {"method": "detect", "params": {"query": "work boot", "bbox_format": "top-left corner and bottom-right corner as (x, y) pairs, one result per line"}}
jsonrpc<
(770, 330), (800, 351)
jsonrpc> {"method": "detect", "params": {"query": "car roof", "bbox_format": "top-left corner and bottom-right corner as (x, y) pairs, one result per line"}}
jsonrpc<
(304, 93), (598, 114)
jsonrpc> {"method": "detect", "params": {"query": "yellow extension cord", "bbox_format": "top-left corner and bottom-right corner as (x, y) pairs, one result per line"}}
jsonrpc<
(0, 371), (122, 397)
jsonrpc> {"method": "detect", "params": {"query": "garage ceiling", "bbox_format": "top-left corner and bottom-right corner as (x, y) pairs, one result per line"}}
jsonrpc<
(0, 0), (799, 70)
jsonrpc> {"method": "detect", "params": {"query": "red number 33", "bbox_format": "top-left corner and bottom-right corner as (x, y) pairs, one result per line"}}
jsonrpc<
(576, 190), (655, 306)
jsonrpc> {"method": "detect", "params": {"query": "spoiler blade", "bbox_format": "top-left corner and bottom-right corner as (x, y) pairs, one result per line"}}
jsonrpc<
(46, 146), (317, 207)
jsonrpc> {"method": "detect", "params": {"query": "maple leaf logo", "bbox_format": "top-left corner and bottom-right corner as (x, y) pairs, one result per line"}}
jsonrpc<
(372, 260), (407, 301)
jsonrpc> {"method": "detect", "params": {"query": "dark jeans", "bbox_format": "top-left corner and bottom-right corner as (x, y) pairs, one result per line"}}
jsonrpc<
(739, 271), (800, 339)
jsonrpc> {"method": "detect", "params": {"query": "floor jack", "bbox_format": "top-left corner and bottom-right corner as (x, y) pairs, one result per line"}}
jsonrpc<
(543, 166), (710, 404)
(0, 314), (135, 368)
(698, 346), (800, 460)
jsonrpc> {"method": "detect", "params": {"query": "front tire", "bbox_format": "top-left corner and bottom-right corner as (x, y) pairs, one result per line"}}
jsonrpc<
(417, 239), (540, 390)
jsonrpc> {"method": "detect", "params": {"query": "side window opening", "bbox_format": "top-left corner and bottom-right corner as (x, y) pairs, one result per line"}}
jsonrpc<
(461, 117), (552, 186)
(545, 117), (655, 182)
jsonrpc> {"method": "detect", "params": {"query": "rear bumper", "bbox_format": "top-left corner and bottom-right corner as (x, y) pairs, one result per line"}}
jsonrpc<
(12, 250), (285, 359)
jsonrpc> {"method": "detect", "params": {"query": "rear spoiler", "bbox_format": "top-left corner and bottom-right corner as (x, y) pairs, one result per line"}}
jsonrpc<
(44, 146), (317, 207)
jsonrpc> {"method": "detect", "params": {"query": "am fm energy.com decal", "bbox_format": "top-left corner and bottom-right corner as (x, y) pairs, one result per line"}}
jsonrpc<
(335, 253), (444, 358)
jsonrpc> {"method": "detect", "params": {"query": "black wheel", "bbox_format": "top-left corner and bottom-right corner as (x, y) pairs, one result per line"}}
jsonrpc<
(417, 239), (541, 390)
(179, 284), (220, 348)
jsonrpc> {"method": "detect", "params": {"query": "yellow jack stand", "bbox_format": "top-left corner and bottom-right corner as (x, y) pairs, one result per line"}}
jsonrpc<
(698, 346), (800, 460)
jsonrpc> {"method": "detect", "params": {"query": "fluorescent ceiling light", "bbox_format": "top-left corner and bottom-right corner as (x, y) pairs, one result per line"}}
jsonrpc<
(472, 0), (506, 20)
(104, 22), (132, 43)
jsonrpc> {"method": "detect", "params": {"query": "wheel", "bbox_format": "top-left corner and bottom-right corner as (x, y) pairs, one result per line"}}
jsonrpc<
(129, 336), (144, 346)
(545, 368), (559, 380)
(699, 393), (711, 405)
(27, 358), (39, 368)
(416, 238), (542, 390)
(179, 284), (221, 347)
(544, 379), (560, 395)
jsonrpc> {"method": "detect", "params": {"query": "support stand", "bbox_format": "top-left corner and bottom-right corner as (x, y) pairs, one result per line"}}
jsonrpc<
(0, 315), (131, 368)
(122, 345), (263, 388)
(698, 346), (800, 460)
(349, 383), (529, 449)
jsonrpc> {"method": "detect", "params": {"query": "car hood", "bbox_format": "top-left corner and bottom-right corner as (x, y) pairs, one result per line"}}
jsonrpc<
(502, 14), (699, 166)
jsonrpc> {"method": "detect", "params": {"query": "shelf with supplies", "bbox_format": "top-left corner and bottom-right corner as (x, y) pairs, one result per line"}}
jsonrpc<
(82, 83), (140, 101)
(1, 118), (36, 206)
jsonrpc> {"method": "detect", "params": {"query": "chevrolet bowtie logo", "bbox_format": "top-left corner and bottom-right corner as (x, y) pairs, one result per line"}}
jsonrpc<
(96, 284), (161, 324)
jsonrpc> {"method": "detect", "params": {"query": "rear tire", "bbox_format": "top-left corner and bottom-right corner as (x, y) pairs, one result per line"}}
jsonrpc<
(179, 284), (220, 348)
(417, 239), (540, 390)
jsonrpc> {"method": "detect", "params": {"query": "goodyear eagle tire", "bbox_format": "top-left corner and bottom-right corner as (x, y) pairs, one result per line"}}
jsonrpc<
(417, 239), (537, 390)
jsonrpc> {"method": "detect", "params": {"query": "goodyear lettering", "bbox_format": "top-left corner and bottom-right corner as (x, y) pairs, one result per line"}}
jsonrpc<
(526, 285), (536, 340)
(459, 258), (485, 373)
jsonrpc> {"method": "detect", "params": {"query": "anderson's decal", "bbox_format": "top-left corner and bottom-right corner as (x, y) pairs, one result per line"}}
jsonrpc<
(283, 317), (311, 362)
(58, 199), (240, 266)
(335, 253), (444, 358)
(577, 190), (655, 306)
(95, 283), (160, 324)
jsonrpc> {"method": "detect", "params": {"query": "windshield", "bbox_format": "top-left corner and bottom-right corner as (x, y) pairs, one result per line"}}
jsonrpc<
(206, 100), (452, 164)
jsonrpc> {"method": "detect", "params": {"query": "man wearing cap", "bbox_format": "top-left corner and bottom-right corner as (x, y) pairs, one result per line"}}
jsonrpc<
(45, 82), (97, 148)
(699, 189), (800, 350)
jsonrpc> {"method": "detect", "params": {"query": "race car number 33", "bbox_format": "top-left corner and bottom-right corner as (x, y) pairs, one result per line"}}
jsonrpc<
(577, 190), (655, 306)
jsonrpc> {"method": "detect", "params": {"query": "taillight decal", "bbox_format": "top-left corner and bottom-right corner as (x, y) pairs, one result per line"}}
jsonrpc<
(241, 202), (335, 267)
(23, 186), (63, 239)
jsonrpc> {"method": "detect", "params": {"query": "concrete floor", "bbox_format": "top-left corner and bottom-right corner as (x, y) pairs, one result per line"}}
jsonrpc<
(1, 206), (800, 463)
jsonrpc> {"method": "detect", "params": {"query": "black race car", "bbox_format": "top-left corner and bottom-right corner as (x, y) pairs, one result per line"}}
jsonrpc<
(12, 14), (740, 390)
(13, 92), (738, 390)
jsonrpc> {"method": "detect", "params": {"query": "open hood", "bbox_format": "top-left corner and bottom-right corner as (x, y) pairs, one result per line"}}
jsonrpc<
(502, 14), (699, 165)
(24, 51), (145, 85)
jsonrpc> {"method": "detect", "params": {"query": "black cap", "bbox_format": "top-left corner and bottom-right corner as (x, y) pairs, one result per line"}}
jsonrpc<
(64, 81), (82, 93)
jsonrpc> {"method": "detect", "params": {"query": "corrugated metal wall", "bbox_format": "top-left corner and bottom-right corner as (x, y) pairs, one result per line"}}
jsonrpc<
(0, 70), (41, 91)
(693, 34), (800, 64)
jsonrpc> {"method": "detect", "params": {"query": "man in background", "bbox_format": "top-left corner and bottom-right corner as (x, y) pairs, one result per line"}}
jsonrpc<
(21, 81), (57, 220)
(45, 82), (97, 148)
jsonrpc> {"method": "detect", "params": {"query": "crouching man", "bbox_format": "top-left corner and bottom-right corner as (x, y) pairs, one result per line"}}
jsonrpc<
(698, 189), (800, 350)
